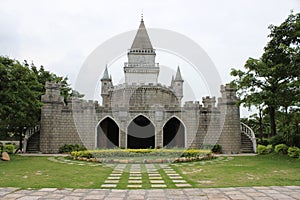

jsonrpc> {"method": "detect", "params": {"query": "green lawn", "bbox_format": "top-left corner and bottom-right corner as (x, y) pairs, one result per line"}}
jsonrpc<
(174, 154), (300, 188)
(0, 154), (299, 189)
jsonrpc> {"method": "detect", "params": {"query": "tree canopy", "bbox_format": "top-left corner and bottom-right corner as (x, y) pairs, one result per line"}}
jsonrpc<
(0, 56), (74, 147)
(231, 12), (300, 139)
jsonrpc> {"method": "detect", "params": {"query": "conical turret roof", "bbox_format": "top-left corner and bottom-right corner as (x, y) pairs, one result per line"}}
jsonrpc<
(101, 65), (110, 80)
(174, 66), (183, 81)
(131, 18), (153, 49)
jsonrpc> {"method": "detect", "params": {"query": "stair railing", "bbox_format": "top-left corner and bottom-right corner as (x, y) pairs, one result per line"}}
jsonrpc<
(240, 122), (257, 153)
(23, 123), (40, 153)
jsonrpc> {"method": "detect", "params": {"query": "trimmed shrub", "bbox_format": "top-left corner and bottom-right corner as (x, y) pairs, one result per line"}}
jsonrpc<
(274, 144), (288, 154)
(211, 144), (222, 153)
(266, 144), (273, 153)
(3, 144), (15, 154)
(59, 144), (87, 153)
(71, 149), (211, 159)
(288, 146), (300, 158)
(257, 145), (268, 154)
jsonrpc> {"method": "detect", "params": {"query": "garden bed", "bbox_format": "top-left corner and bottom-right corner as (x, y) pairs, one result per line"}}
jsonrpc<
(69, 149), (213, 163)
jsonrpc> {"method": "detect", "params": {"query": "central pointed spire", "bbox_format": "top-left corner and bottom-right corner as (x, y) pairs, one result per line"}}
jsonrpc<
(131, 17), (153, 50)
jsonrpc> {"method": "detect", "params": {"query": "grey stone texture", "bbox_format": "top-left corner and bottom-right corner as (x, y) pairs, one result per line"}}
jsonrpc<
(1, 186), (300, 200)
(39, 19), (242, 154)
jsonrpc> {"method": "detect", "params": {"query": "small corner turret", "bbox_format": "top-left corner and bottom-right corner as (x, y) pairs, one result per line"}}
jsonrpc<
(172, 66), (184, 102)
(101, 66), (113, 105)
(41, 81), (64, 104)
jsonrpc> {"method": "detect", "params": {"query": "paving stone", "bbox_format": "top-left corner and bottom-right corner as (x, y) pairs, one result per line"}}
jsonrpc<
(148, 174), (161, 176)
(2, 193), (25, 199)
(128, 180), (143, 184)
(110, 173), (122, 176)
(166, 173), (180, 176)
(175, 183), (192, 187)
(105, 180), (119, 183)
(126, 195), (145, 200)
(151, 184), (167, 188)
(150, 180), (165, 184)
(127, 185), (142, 188)
(148, 176), (163, 180)
(228, 194), (252, 200)
(61, 196), (82, 200)
(168, 176), (183, 179)
(172, 180), (187, 183)
(18, 196), (41, 200)
(83, 194), (106, 199)
(101, 184), (117, 188)
(38, 188), (57, 192)
(130, 174), (142, 177)
(107, 177), (121, 179)
(129, 176), (142, 180)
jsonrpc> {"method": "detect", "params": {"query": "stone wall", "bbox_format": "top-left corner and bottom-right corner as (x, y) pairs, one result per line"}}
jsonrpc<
(39, 82), (241, 154)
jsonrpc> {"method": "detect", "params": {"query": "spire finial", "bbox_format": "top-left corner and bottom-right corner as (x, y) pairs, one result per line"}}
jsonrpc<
(141, 11), (143, 22)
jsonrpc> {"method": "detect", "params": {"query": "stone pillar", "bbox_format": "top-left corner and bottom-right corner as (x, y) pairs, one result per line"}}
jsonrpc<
(217, 84), (241, 153)
(40, 82), (64, 153)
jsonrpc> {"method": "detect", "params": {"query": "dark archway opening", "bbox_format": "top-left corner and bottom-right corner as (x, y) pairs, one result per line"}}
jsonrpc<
(127, 115), (155, 149)
(97, 117), (119, 148)
(163, 117), (185, 148)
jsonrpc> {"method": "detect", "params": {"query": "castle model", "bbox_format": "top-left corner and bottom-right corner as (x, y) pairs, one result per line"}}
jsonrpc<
(26, 18), (256, 154)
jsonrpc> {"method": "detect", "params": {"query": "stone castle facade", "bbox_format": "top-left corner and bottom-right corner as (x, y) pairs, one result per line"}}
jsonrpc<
(39, 19), (244, 154)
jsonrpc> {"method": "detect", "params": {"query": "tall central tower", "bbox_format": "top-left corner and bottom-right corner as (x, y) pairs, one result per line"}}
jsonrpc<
(124, 18), (160, 84)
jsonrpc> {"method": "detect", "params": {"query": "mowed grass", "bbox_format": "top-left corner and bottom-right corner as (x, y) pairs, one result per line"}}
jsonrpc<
(0, 154), (299, 189)
(174, 154), (300, 188)
(0, 155), (112, 189)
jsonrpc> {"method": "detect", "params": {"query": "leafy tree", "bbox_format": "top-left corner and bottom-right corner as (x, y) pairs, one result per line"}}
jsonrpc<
(0, 57), (78, 151)
(0, 57), (42, 150)
(231, 12), (300, 137)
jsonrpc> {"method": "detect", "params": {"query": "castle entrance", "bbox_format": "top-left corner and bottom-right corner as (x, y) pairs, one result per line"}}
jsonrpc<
(163, 117), (185, 148)
(127, 115), (155, 149)
(97, 117), (119, 148)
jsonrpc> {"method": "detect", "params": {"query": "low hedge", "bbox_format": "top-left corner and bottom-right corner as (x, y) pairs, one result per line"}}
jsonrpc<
(288, 146), (300, 158)
(257, 144), (272, 155)
(71, 149), (211, 160)
(274, 144), (288, 154)
(59, 144), (87, 153)
(3, 144), (15, 154)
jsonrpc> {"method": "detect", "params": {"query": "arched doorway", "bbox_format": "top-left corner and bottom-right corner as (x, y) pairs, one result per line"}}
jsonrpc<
(127, 115), (155, 149)
(163, 117), (185, 148)
(97, 117), (119, 148)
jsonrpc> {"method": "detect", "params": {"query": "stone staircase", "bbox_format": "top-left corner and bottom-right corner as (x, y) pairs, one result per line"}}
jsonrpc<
(240, 122), (256, 153)
(240, 132), (254, 153)
(24, 124), (40, 153)
(26, 131), (40, 153)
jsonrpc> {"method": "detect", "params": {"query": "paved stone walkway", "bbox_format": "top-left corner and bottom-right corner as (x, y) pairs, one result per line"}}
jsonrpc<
(101, 163), (192, 189)
(1, 186), (300, 199)
(48, 156), (236, 189)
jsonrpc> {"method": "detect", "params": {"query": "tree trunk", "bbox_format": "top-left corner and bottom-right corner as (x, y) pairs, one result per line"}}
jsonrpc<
(19, 127), (23, 152)
(258, 106), (263, 139)
(269, 106), (276, 137)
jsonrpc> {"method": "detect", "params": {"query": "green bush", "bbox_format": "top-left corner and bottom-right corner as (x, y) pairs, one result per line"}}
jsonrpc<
(266, 144), (273, 153)
(3, 144), (15, 154)
(269, 134), (285, 146)
(274, 144), (289, 154)
(288, 146), (300, 158)
(211, 144), (222, 153)
(257, 144), (270, 154)
(71, 149), (211, 159)
(59, 144), (87, 153)
(257, 138), (270, 146)
(0, 142), (3, 154)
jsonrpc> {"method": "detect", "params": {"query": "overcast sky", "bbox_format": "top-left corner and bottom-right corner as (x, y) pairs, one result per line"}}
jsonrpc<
(1, 0), (299, 116)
